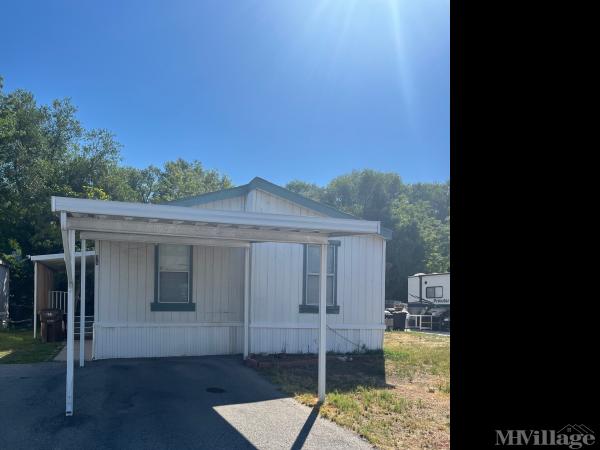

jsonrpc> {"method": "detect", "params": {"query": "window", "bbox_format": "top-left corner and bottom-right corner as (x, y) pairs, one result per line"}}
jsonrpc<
(426, 286), (443, 298)
(152, 244), (195, 311)
(300, 242), (339, 314)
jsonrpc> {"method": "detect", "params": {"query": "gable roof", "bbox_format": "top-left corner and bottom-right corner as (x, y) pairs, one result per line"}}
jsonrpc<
(168, 177), (351, 217)
(167, 177), (392, 239)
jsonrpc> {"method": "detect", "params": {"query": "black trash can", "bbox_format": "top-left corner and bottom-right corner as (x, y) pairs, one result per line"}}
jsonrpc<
(40, 309), (63, 342)
(392, 311), (408, 331)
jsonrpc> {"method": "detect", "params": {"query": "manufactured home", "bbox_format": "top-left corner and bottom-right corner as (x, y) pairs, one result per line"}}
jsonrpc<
(49, 177), (391, 415)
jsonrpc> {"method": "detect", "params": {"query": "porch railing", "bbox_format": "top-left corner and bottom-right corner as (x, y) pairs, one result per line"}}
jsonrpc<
(74, 315), (94, 337)
(44, 291), (94, 337)
(407, 314), (433, 331)
(48, 290), (68, 313)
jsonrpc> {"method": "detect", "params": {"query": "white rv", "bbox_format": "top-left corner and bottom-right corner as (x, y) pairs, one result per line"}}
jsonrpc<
(407, 272), (450, 315)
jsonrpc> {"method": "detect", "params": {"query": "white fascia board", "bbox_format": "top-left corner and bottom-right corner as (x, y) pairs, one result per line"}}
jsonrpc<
(69, 217), (330, 245)
(30, 251), (96, 262)
(79, 232), (251, 248)
(51, 196), (380, 235)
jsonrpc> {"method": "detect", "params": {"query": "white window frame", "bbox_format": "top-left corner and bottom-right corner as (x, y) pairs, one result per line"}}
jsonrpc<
(156, 244), (192, 304)
(303, 243), (337, 307)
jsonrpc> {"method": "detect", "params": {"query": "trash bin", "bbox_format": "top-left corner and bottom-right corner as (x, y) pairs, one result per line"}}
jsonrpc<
(385, 311), (394, 330)
(392, 311), (408, 331)
(40, 309), (63, 342)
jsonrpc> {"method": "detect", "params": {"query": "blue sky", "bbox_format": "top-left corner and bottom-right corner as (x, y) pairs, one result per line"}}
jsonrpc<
(1, 0), (449, 187)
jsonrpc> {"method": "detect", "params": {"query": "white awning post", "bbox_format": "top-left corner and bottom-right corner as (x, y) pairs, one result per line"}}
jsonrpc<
(61, 211), (75, 416)
(79, 238), (86, 367)
(318, 243), (327, 402)
(243, 246), (250, 359)
(33, 262), (38, 339)
(66, 229), (75, 415)
(93, 240), (99, 361)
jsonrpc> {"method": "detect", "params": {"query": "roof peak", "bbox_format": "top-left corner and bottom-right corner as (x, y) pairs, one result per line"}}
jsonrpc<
(168, 176), (357, 219)
(162, 177), (392, 239)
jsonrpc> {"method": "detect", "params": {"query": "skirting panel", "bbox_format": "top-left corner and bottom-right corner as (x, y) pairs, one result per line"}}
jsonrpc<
(250, 327), (384, 354)
(94, 324), (243, 359)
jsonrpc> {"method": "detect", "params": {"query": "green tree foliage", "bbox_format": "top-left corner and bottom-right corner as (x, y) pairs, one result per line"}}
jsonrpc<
(322, 170), (403, 226)
(152, 159), (232, 203)
(388, 193), (450, 298)
(287, 171), (450, 301)
(0, 79), (231, 318)
(1, 78), (448, 318)
(285, 180), (324, 201)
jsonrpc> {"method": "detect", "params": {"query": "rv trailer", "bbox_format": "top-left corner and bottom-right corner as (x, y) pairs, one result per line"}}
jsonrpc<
(407, 272), (450, 331)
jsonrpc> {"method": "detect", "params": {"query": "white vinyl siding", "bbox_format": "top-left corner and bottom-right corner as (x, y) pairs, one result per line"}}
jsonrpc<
(249, 235), (385, 353)
(94, 241), (244, 359)
(249, 189), (326, 217)
(189, 196), (246, 211)
(93, 186), (386, 359)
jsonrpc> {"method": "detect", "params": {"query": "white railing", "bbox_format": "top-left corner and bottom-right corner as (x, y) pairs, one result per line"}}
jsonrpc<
(48, 291), (68, 312)
(74, 315), (95, 336)
(407, 314), (433, 331)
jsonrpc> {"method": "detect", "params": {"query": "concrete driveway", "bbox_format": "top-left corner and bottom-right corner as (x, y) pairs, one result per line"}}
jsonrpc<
(0, 356), (372, 449)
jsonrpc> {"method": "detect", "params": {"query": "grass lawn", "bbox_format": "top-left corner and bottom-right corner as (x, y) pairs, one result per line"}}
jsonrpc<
(0, 328), (64, 364)
(252, 331), (450, 450)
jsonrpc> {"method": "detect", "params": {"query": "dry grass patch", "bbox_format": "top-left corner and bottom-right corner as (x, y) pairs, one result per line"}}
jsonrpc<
(253, 331), (449, 450)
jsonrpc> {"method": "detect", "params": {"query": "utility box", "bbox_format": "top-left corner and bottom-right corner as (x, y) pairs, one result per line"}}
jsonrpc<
(385, 311), (394, 330)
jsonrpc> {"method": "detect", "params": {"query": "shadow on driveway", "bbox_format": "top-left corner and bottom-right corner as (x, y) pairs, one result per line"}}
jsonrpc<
(0, 355), (371, 449)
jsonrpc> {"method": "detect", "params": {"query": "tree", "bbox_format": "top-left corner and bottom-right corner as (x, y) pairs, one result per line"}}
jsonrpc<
(1, 76), (450, 318)
(108, 165), (160, 203)
(286, 170), (449, 302)
(0, 78), (232, 318)
(388, 194), (450, 298)
(152, 159), (232, 203)
(321, 170), (403, 226)
(285, 180), (324, 201)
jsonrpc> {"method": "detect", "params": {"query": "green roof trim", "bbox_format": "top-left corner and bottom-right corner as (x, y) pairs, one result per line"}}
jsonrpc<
(167, 177), (392, 239)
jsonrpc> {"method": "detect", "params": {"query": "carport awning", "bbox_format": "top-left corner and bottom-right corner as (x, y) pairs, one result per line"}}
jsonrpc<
(29, 251), (96, 271)
(51, 196), (382, 246)
(51, 195), (375, 415)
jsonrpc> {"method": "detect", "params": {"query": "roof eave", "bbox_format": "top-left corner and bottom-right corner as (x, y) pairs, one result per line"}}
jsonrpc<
(51, 196), (381, 236)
